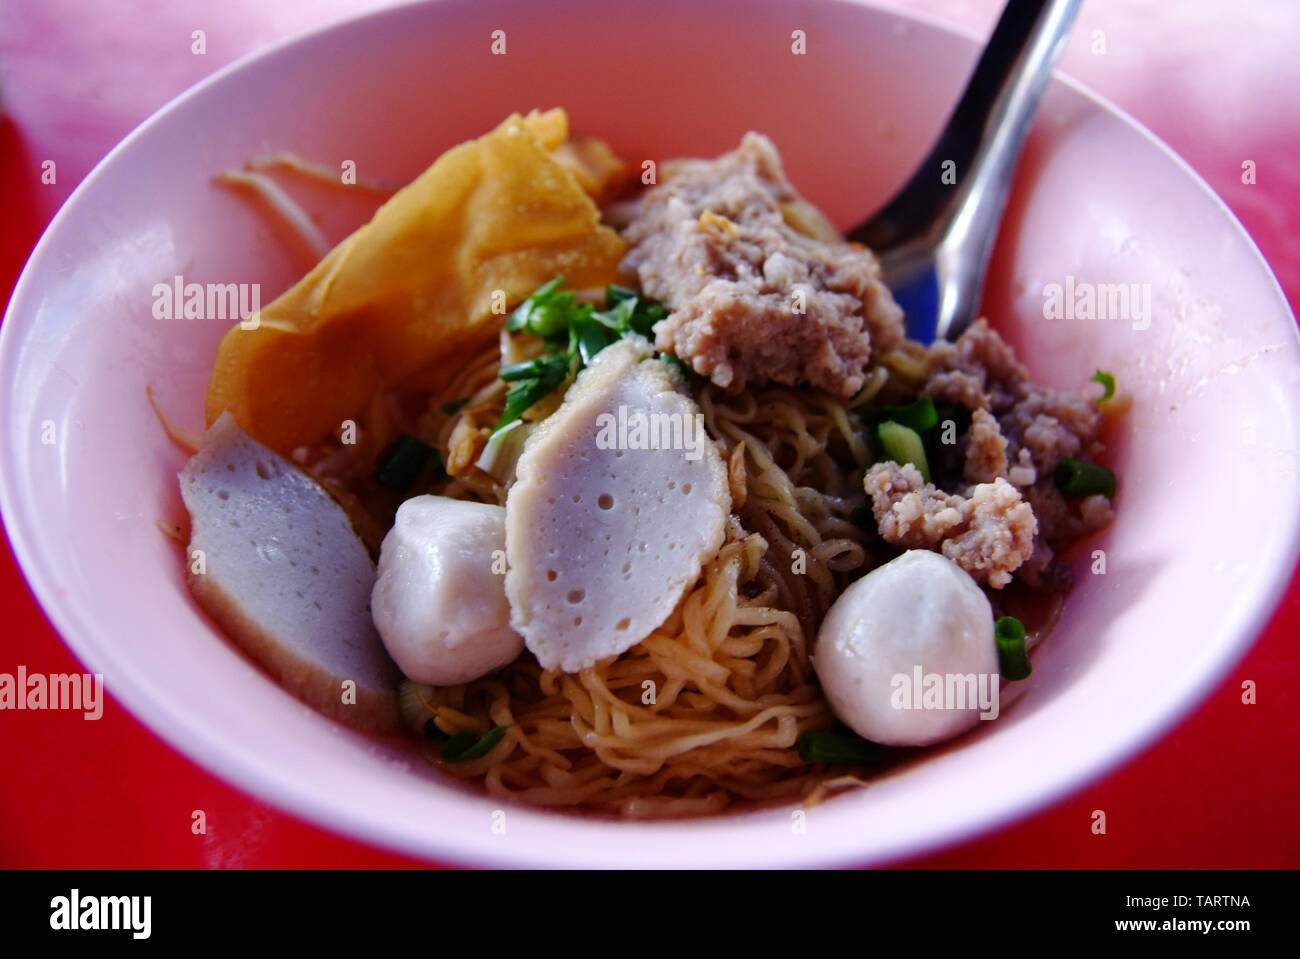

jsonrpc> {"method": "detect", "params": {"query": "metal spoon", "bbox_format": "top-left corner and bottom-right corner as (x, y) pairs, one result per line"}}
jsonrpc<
(847, 0), (1082, 343)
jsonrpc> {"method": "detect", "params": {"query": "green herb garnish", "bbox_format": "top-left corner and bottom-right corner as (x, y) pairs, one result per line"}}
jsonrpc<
(864, 395), (939, 433)
(493, 279), (675, 436)
(877, 420), (932, 482)
(604, 284), (639, 307)
(499, 355), (565, 382)
(995, 616), (1032, 680)
(397, 679), (435, 733)
(374, 434), (440, 491)
(495, 355), (572, 431)
(597, 285), (667, 337)
(660, 352), (690, 376)
(797, 730), (883, 766)
(505, 276), (572, 340)
(1054, 458), (1116, 499)
(1091, 369), (1116, 402)
(441, 726), (510, 763)
(571, 309), (615, 365)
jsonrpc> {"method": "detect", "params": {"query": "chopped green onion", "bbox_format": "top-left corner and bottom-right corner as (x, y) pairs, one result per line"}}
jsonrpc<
(628, 302), (666, 338)
(877, 421), (931, 482)
(397, 679), (435, 732)
(597, 285), (666, 337)
(797, 730), (883, 766)
(505, 276), (574, 339)
(495, 355), (571, 432)
(498, 358), (546, 381)
(374, 434), (437, 491)
(1054, 458), (1116, 499)
(500, 354), (571, 384)
(866, 395), (938, 433)
(495, 279), (671, 434)
(660, 352), (690, 376)
(605, 284), (639, 305)
(995, 616), (1032, 680)
(592, 295), (636, 332)
(849, 504), (874, 530)
(1091, 369), (1116, 402)
(440, 396), (470, 416)
(441, 726), (510, 763)
(571, 310), (614, 365)
(475, 419), (531, 483)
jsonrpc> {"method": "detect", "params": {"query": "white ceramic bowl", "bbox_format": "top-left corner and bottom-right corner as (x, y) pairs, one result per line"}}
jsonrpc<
(3, 0), (1298, 867)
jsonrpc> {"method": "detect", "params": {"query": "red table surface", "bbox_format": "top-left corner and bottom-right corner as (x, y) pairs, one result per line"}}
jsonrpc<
(1, 0), (1297, 868)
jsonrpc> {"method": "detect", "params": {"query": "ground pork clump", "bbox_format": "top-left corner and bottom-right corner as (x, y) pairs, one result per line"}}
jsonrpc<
(963, 408), (1009, 484)
(864, 462), (1037, 588)
(920, 319), (1114, 587)
(619, 132), (904, 399)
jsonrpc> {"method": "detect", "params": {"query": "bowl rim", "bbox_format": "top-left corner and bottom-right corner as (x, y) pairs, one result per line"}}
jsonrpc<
(2, 0), (1298, 868)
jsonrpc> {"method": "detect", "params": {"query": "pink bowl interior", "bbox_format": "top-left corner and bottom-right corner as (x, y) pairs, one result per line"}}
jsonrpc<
(2, 0), (1298, 867)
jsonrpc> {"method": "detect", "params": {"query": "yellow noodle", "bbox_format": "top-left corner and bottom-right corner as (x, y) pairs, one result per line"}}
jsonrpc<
(305, 332), (921, 815)
(333, 342), (898, 814)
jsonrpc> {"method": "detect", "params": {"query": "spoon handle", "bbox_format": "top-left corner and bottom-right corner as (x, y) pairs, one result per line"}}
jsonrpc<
(852, 0), (1081, 252)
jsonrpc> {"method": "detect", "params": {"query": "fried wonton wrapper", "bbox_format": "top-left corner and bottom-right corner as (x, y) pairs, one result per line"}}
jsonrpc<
(205, 109), (627, 453)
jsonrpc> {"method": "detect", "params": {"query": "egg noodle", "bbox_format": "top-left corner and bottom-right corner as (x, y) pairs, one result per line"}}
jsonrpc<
(290, 333), (946, 816)
(199, 126), (1075, 818)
